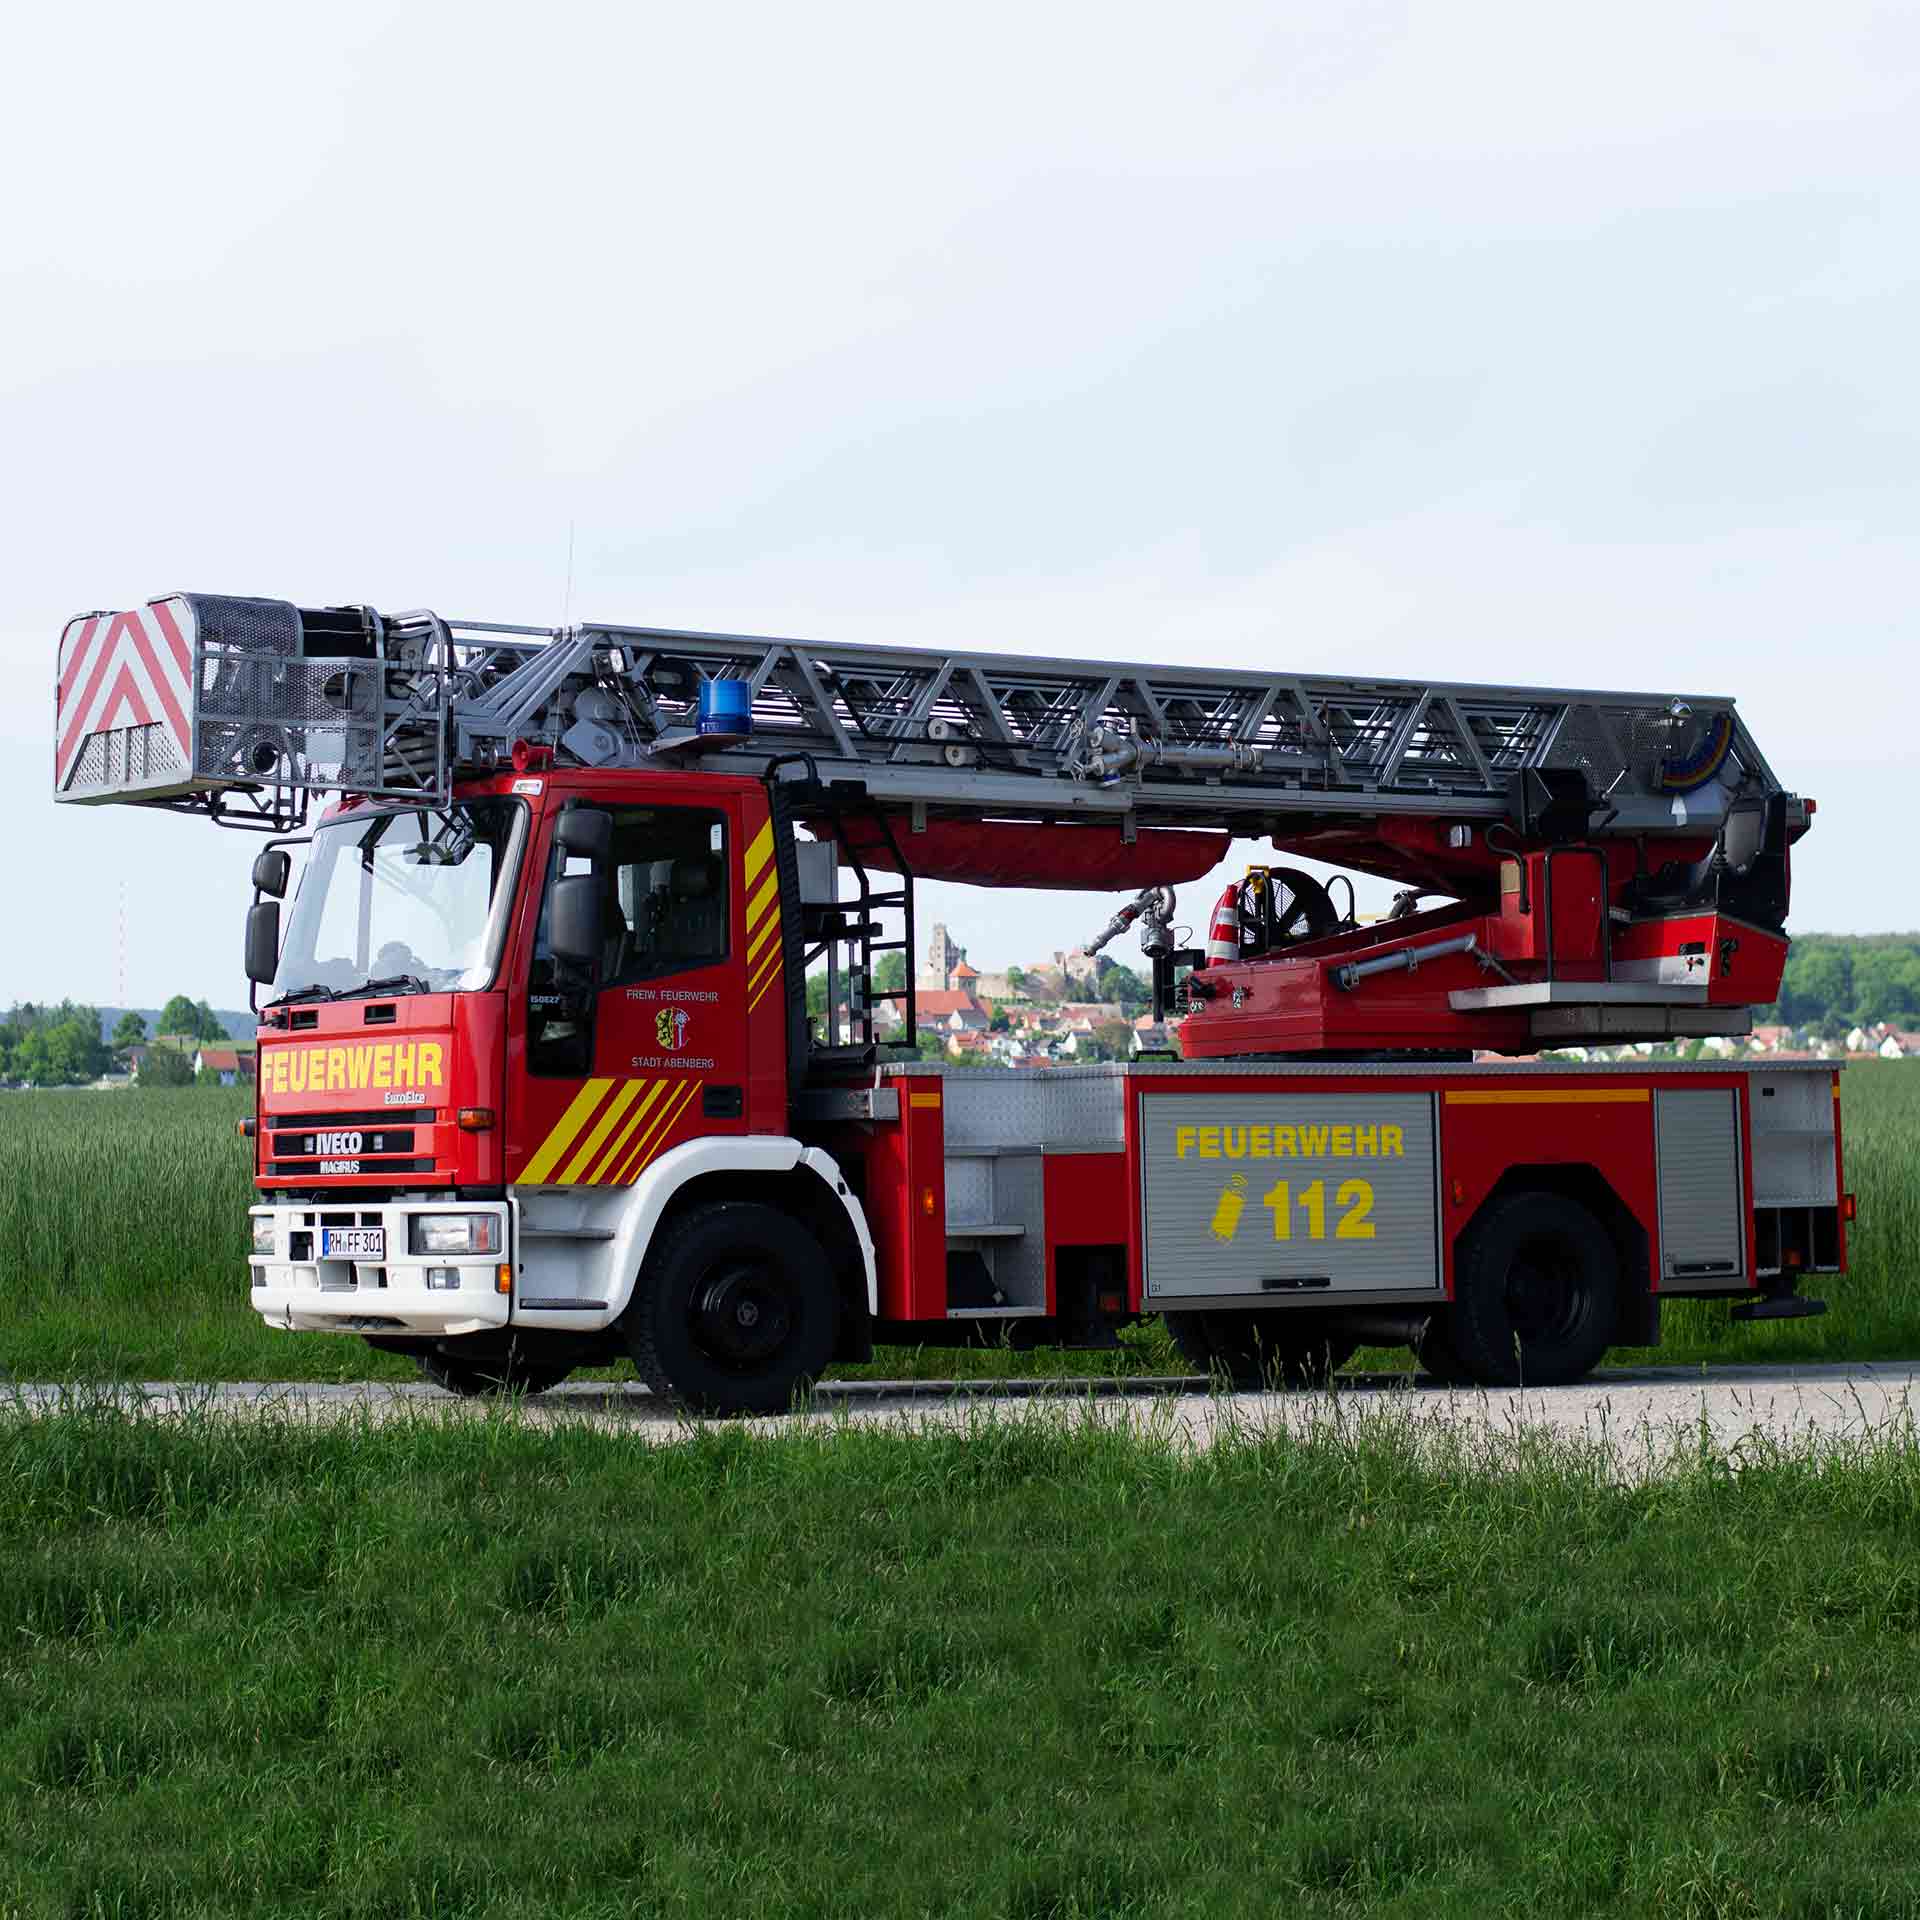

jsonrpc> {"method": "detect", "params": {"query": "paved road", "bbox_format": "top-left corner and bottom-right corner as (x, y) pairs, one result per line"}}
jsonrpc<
(11, 1363), (1920, 1466)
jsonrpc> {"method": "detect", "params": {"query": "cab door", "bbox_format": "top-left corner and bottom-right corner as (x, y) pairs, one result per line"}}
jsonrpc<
(510, 786), (751, 1191)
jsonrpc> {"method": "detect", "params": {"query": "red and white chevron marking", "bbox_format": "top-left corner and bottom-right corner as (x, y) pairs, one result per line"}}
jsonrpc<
(54, 598), (195, 790)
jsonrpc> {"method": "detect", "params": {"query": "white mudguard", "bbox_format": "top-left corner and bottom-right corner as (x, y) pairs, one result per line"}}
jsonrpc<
(509, 1136), (876, 1332)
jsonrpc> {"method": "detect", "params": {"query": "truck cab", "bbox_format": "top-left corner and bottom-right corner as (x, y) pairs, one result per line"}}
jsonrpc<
(246, 771), (875, 1406)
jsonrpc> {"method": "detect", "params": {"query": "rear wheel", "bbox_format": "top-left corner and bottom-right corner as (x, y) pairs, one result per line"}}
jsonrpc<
(1163, 1309), (1356, 1389)
(624, 1202), (837, 1416)
(1449, 1190), (1619, 1386)
(417, 1345), (574, 1398)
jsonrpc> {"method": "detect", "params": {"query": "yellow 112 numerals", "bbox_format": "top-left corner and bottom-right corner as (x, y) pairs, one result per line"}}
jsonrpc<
(1261, 1177), (1375, 1241)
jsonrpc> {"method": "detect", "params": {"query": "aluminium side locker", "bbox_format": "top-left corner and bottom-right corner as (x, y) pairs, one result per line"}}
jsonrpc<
(1136, 1078), (1445, 1308)
(1653, 1086), (1746, 1291)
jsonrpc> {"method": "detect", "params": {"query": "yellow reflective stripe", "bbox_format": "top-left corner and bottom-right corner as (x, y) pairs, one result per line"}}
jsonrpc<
(586, 1080), (666, 1185)
(745, 871), (778, 935)
(613, 1078), (699, 1186)
(747, 905), (782, 963)
(1443, 1088), (1651, 1106)
(744, 944), (783, 1006)
(628, 1080), (704, 1181)
(521, 1079), (614, 1185)
(743, 821), (774, 887)
(557, 1078), (644, 1185)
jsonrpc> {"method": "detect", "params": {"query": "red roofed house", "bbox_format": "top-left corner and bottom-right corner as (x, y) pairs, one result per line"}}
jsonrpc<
(917, 990), (991, 1034)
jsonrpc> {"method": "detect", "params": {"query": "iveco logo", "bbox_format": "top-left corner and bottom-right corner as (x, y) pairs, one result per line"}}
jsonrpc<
(312, 1131), (364, 1155)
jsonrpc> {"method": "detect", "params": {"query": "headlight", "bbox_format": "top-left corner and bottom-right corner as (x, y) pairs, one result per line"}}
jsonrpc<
(251, 1216), (275, 1255)
(409, 1214), (501, 1256)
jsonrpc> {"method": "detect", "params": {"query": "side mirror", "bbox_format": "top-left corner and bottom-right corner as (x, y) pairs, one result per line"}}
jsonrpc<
(556, 808), (613, 861)
(549, 873), (603, 967)
(252, 848), (291, 898)
(244, 900), (281, 985)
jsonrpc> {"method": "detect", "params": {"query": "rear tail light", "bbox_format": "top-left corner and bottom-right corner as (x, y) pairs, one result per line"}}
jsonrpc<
(1842, 1193), (1857, 1222)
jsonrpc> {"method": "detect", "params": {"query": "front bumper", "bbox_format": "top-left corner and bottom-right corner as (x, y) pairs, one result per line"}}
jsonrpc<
(249, 1198), (511, 1335)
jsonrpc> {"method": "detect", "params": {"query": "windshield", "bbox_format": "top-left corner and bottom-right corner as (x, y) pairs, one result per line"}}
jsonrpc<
(271, 799), (527, 1001)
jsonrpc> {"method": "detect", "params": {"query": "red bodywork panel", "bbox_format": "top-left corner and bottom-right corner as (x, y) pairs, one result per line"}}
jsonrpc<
(1434, 1084), (1663, 1296)
(255, 993), (503, 1187)
(1181, 896), (1790, 1060)
(855, 1081), (950, 1321)
(816, 818), (1229, 889)
(847, 1063), (1844, 1327)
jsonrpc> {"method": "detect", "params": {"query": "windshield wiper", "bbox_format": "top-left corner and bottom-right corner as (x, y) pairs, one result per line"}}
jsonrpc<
(271, 983), (341, 1007)
(341, 974), (435, 1000)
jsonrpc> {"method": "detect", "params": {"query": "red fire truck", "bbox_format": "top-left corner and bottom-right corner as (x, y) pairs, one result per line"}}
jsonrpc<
(53, 593), (1849, 1410)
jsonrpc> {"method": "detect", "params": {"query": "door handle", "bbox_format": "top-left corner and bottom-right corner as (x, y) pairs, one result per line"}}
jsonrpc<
(703, 1085), (744, 1119)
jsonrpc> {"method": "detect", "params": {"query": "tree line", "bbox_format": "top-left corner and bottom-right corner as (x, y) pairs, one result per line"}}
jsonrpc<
(1769, 935), (1920, 1032)
(1, 996), (237, 1089)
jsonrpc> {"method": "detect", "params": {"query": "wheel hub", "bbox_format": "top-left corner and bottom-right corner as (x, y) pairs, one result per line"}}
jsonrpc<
(1506, 1236), (1585, 1341)
(694, 1263), (791, 1366)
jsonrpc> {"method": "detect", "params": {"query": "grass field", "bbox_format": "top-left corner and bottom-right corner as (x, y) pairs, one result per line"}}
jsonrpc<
(1, 1064), (1913, 1384)
(7, 1403), (1920, 1916)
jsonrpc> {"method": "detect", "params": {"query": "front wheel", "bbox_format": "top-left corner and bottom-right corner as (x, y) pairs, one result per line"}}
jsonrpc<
(1449, 1191), (1619, 1386)
(1164, 1310), (1356, 1389)
(624, 1202), (838, 1416)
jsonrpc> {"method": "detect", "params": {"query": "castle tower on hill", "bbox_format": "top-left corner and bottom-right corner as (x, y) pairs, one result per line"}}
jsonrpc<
(919, 922), (966, 993)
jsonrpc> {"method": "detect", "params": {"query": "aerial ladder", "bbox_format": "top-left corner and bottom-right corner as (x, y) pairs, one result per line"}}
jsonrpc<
(56, 590), (1806, 1062)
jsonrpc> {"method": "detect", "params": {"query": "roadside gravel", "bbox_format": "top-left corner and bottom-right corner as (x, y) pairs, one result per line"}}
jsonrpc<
(10, 1362), (1920, 1468)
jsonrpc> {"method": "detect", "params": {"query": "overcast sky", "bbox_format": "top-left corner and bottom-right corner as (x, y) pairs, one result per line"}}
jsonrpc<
(3, 2), (1915, 1009)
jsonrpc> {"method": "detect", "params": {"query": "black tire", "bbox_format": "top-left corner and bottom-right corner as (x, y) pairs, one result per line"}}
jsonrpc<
(624, 1202), (837, 1416)
(1163, 1309), (1356, 1390)
(1411, 1310), (1473, 1385)
(1449, 1190), (1619, 1386)
(417, 1345), (574, 1398)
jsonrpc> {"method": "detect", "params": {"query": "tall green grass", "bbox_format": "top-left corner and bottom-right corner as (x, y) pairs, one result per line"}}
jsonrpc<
(1, 1066), (1913, 1382)
(6, 1402), (1920, 1916)
(0, 1088), (411, 1384)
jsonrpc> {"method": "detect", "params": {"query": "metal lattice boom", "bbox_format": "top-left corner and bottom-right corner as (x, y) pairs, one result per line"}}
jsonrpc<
(54, 594), (1782, 838)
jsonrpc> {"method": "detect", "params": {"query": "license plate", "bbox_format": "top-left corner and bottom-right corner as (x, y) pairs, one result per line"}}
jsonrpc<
(320, 1228), (385, 1261)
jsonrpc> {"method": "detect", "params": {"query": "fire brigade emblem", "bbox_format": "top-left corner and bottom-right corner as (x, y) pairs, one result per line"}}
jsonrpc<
(656, 1007), (691, 1051)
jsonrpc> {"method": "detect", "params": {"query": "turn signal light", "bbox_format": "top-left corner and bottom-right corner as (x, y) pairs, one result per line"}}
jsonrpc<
(496, 1264), (512, 1295)
(458, 1108), (496, 1131)
(920, 1186), (937, 1217)
(236, 1118), (256, 1139)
